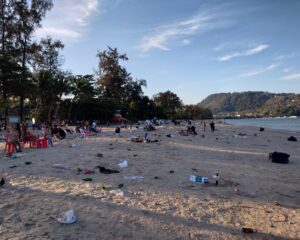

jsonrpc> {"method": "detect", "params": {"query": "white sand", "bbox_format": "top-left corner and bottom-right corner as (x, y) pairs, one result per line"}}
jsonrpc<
(0, 123), (299, 240)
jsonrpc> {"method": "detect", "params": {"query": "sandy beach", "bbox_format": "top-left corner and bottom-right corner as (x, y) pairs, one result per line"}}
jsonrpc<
(0, 123), (299, 240)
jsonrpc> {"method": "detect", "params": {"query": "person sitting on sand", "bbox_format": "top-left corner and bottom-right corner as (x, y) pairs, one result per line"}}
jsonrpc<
(187, 126), (197, 135)
(131, 136), (144, 142)
(58, 127), (66, 139)
(178, 129), (188, 136)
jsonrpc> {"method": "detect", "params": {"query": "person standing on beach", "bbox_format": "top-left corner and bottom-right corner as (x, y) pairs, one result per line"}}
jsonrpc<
(210, 121), (215, 132)
(203, 121), (206, 132)
(45, 124), (53, 147)
(9, 124), (22, 152)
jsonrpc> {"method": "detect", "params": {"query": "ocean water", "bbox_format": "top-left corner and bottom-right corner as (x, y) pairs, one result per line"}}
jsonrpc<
(225, 118), (300, 133)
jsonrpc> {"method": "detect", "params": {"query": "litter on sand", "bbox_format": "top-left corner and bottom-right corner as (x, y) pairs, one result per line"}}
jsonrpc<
(109, 189), (124, 196)
(52, 164), (68, 170)
(189, 175), (209, 183)
(118, 160), (128, 168)
(57, 209), (76, 224)
(96, 166), (120, 174)
(124, 176), (144, 180)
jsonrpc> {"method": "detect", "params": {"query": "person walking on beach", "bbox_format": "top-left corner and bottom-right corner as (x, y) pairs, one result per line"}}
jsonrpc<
(210, 121), (215, 132)
(45, 124), (53, 147)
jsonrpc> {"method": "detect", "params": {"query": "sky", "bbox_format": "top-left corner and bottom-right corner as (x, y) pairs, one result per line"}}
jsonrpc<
(35, 0), (300, 104)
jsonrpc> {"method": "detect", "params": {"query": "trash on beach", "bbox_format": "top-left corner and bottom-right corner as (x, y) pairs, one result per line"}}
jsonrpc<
(96, 153), (104, 157)
(118, 160), (128, 168)
(234, 133), (247, 139)
(52, 164), (68, 170)
(96, 166), (120, 174)
(259, 127), (265, 132)
(287, 136), (297, 142)
(109, 189), (124, 196)
(169, 170), (175, 174)
(118, 183), (124, 188)
(124, 176), (144, 180)
(9, 165), (18, 169)
(189, 175), (209, 183)
(269, 152), (290, 164)
(25, 161), (32, 165)
(166, 134), (174, 138)
(82, 178), (93, 181)
(83, 168), (94, 174)
(70, 143), (81, 148)
(8, 153), (25, 158)
(242, 227), (256, 233)
(57, 209), (76, 224)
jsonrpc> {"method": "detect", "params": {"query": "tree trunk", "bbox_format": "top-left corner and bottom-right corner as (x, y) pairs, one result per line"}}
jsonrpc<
(67, 101), (74, 120)
(19, 36), (27, 123)
(48, 102), (53, 122)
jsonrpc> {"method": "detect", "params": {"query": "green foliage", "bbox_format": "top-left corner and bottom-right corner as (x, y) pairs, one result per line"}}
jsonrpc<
(153, 91), (183, 119)
(199, 91), (300, 117)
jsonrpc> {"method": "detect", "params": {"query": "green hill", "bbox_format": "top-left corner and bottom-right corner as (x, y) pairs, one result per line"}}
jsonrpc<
(198, 91), (300, 117)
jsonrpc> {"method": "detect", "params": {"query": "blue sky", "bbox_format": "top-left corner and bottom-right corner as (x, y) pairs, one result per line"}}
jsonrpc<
(35, 0), (300, 104)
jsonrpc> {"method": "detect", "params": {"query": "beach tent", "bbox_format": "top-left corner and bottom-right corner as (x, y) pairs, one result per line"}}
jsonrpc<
(111, 117), (128, 123)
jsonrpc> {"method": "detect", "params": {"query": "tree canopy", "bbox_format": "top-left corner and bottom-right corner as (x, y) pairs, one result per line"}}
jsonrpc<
(0, 1), (212, 125)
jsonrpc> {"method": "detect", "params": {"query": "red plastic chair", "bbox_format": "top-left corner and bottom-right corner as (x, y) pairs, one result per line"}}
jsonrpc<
(35, 138), (48, 148)
(4, 142), (15, 155)
(27, 131), (36, 148)
(4, 133), (22, 155)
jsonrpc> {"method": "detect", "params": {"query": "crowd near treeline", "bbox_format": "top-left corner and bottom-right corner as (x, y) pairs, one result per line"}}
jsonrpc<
(0, 0), (212, 128)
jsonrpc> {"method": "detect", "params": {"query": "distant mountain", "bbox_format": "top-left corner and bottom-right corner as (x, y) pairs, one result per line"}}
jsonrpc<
(198, 91), (300, 117)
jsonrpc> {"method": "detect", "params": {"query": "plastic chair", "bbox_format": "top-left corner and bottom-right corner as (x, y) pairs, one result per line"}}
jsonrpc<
(4, 133), (22, 155)
(4, 142), (15, 155)
(35, 138), (48, 148)
(79, 128), (88, 139)
(27, 131), (36, 148)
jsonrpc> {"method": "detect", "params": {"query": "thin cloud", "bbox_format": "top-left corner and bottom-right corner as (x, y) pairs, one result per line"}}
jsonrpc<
(282, 72), (300, 80)
(138, 7), (232, 53)
(35, 0), (100, 40)
(217, 44), (269, 61)
(240, 63), (278, 78)
(282, 68), (290, 73)
(182, 39), (192, 45)
(274, 54), (295, 61)
(212, 43), (229, 51)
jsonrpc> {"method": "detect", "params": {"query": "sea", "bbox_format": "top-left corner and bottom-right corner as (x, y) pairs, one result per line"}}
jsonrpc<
(225, 118), (300, 133)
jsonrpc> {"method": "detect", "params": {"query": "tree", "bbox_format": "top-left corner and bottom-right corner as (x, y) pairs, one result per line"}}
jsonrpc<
(13, 0), (53, 122)
(181, 105), (212, 120)
(68, 74), (95, 119)
(96, 46), (129, 101)
(31, 36), (64, 72)
(153, 90), (183, 119)
(0, 0), (17, 127)
(31, 36), (69, 122)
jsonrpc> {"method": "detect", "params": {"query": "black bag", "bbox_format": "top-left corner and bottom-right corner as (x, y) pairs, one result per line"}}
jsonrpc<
(287, 136), (297, 142)
(269, 152), (290, 164)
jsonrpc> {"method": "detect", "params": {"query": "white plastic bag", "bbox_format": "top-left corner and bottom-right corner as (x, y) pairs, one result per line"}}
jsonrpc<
(118, 160), (128, 168)
(109, 189), (124, 196)
(124, 176), (144, 180)
(57, 209), (76, 224)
